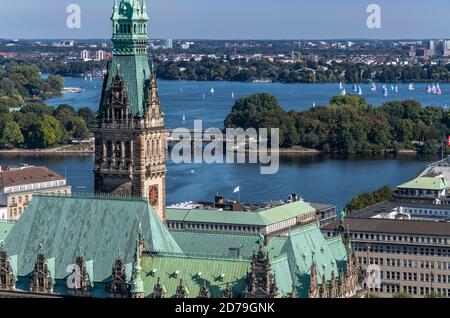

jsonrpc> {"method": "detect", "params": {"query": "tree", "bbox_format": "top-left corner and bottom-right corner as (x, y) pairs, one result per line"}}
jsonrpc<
(0, 121), (24, 149)
(71, 117), (89, 140)
(345, 186), (393, 213)
(36, 115), (67, 148)
(54, 104), (77, 131)
(77, 107), (96, 128)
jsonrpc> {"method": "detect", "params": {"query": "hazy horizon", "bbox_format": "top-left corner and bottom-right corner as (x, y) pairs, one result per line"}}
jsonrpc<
(1, 0), (450, 40)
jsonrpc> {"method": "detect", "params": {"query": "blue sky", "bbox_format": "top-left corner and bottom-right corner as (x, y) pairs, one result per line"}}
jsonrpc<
(1, 0), (450, 39)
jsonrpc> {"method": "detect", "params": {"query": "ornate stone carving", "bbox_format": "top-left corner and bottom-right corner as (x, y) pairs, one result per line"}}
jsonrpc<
(107, 255), (130, 298)
(242, 245), (278, 298)
(0, 242), (16, 291)
(152, 277), (166, 298)
(29, 244), (53, 294)
(198, 281), (211, 298)
(176, 279), (187, 298)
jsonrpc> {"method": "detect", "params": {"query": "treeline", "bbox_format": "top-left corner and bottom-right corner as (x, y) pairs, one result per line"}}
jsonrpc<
(0, 103), (96, 149)
(344, 186), (393, 213)
(0, 59), (63, 107)
(154, 57), (450, 84)
(37, 60), (106, 77)
(225, 93), (450, 154)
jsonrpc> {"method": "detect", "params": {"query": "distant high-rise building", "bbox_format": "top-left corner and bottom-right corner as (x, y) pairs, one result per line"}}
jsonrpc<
(443, 40), (450, 57)
(80, 50), (91, 61)
(165, 39), (173, 49)
(95, 50), (105, 61)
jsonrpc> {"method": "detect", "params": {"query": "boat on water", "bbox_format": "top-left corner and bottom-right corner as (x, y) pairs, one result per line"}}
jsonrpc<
(231, 92), (235, 99)
(395, 85), (399, 93)
(352, 84), (358, 93)
(383, 85), (388, 97)
(390, 84), (395, 91)
(357, 85), (363, 95)
(436, 84), (442, 95)
(371, 83), (377, 92)
(182, 115), (186, 122)
(210, 88), (215, 95)
(426, 84), (431, 93)
(339, 82), (344, 90)
(202, 93), (206, 100)
(432, 83), (437, 94)
(63, 87), (85, 94)
(409, 83), (415, 91)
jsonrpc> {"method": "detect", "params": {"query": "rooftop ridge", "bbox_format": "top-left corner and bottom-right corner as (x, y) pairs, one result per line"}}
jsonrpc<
(34, 191), (149, 203)
(168, 228), (280, 239)
(149, 251), (252, 262)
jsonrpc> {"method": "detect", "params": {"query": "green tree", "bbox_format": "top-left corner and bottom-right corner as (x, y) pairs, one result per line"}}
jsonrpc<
(36, 115), (67, 148)
(71, 117), (89, 140)
(0, 121), (24, 149)
(345, 186), (393, 213)
(77, 107), (96, 128)
(54, 104), (77, 131)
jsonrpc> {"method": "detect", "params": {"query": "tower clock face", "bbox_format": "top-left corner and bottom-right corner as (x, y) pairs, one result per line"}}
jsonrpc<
(149, 185), (159, 207)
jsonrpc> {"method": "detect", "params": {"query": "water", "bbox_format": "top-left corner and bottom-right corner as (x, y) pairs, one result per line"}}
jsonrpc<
(46, 77), (450, 129)
(11, 77), (442, 210)
(0, 153), (437, 211)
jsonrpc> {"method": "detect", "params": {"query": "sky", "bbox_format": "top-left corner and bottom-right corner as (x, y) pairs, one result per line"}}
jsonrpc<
(1, 0), (450, 40)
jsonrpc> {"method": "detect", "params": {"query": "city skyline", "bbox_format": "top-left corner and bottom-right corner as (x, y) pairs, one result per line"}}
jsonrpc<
(1, 0), (450, 40)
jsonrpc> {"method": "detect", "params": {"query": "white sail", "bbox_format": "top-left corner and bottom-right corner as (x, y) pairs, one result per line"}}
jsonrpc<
(210, 88), (215, 94)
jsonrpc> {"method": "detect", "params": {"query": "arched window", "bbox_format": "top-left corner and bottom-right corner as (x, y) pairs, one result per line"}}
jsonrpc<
(134, 24), (136, 33)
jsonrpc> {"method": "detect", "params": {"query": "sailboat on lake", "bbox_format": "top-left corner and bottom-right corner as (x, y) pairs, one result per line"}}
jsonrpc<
(383, 85), (388, 97)
(210, 88), (215, 95)
(357, 85), (363, 95)
(371, 83), (377, 92)
(426, 84), (431, 93)
(436, 83), (442, 95)
(409, 83), (415, 91)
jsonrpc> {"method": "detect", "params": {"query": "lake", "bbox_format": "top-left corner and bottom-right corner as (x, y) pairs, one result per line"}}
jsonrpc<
(5, 77), (443, 210)
(46, 77), (450, 129)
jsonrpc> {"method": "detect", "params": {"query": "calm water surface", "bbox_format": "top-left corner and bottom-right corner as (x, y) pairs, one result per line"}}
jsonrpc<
(9, 77), (442, 209)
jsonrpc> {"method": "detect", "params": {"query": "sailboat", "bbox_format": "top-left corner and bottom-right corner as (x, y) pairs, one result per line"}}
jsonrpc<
(357, 85), (363, 95)
(180, 88), (183, 93)
(426, 84), (431, 93)
(182, 114), (186, 122)
(383, 85), (388, 97)
(210, 88), (215, 95)
(408, 83), (415, 91)
(371, 83), (377, 92)
(436, 83), (442, 95)
(84, 75), (88, 81)
(352, 84), (358, 93)
(339, 82), (344, 90)
(432, 83), (437, 94)
(231, 92), (235, 99)
(395, 85), (399, 93)
(202, 93), (206, 100)
(390, 84), (395, 91)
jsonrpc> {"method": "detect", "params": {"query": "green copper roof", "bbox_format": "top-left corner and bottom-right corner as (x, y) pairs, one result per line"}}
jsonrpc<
(142, 254), (250, 298)
(397, 176), (448, 190)
(0, 221), (15, 241)
(166, 200), (316, 227)
(3, 193), (182, 282)
(281, 224), (348, 298)
(103, 56), (151, 116)
(170, 230), (286, 259)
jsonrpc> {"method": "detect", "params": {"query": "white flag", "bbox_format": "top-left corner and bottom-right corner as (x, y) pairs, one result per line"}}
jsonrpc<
(233, 186), (240, 194)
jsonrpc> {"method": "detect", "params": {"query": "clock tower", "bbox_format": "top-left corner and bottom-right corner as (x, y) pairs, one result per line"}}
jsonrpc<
(93, 0), (167, 222)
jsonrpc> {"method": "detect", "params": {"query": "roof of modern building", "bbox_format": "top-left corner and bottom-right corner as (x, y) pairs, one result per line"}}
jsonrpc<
(397, 176), (448, 190)
(329, 217), (450, 237)
(3, 193), (182, 282)
(0, 166), (65, 188)
(166, 200), (316, 226)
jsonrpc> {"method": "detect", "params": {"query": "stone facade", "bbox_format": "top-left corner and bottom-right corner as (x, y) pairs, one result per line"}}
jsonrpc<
(93, 0), (166, 221)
